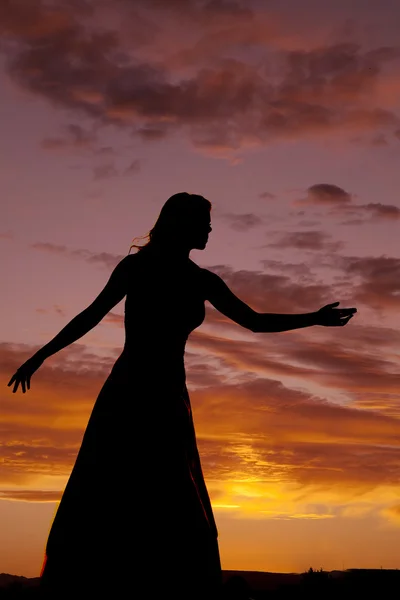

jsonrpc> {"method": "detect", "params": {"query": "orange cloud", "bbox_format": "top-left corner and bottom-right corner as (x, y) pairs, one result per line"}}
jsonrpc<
(2, 311), (400, 514)
(2, 245), (400, 527)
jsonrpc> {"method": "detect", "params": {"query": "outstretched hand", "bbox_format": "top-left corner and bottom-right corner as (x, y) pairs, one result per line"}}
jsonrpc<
(315, 302), (357, 327)
(7, 353), (45, 394)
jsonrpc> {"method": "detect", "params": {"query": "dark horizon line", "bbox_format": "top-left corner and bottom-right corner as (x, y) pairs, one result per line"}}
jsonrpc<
(2, 566), (400, 581)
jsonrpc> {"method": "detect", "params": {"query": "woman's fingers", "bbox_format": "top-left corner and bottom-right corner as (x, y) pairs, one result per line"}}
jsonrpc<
(7, 367), (34, 393)
(327, 302), (340, 309)
(7, 374), (16, 387)
(7, 372), (23, 393)
(340, 315), (353, 325)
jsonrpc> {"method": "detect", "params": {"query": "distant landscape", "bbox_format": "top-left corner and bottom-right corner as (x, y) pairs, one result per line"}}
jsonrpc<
(1, 568), (400, 598)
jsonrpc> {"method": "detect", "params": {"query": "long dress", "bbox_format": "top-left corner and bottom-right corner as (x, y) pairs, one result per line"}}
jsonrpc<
(40, 252), (222, 598)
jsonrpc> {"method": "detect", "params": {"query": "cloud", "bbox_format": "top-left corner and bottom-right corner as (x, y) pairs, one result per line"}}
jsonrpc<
(302, 184), (353, 205)
(206, 263), (334, 313)
(41, 123), (96, 151)
(295, 184), (400, 224)
(259, 191), (276, 200)
(335, 201), (400, 225)
(36, 304), (67, 317)
(28, 241), (399, 323)
(187, 318), (400, 408)
(371, 133), (389, 146)
(92, 159), (142, 179)
(383, 504), (400, 525)
(259, 259), (313, 279)
(93, 163), (119, 180)
(184, 353), (230, 389)
(338, 255), (400, 311)
(266, 230), (344, 252)
(1, 2), (399, 156)
(2, 251), (400, 517)
(30, 242), (125, 270)
(191, 376), (400, 497)
(123, 158), (142, 175)
(0, 490), (62, 502)
(0, 0), (78, 40)
(31, 242), (69, 255)
(3, 335), (400, 514)
(102, 310), (124, 327)
(95, 146), (115, 156)
(355, 203), (400, 220)
(136, 125), (170, 141)
(219, 212), (263, 231)
(27, 245), (337, 315)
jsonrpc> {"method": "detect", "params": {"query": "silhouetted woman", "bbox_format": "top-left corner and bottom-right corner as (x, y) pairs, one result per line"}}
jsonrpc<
(8, 192), (356, 599)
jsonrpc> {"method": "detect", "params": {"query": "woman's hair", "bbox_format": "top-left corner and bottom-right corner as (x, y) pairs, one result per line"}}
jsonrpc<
(128, 192), (211, 254)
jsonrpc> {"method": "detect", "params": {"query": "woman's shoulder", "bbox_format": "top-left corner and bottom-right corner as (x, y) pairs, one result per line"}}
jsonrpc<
(188, 260), (215, 277)
(188, 259), (208, 275)
(116, 252), (146, 277)
(118, 252), (139, 267)
(188, 261), (217, 288)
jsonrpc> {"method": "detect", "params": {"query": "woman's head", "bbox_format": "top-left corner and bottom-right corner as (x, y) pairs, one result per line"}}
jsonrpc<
(130, 192), (212, 254)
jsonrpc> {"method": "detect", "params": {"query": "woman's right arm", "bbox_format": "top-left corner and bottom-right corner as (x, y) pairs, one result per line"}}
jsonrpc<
(36, 254), (134, 359)
(7, 254), (135, 393)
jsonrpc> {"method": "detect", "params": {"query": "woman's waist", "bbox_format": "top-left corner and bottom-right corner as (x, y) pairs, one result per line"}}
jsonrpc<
(123, 336), (187, 355)
(115, 345), (186, 370)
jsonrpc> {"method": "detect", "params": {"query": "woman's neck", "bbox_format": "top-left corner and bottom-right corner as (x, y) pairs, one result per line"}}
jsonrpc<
(144, 243), (191, 264)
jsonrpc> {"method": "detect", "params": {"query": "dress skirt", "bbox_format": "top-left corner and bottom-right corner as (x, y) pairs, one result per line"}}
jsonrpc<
(40, 351), (222, 598)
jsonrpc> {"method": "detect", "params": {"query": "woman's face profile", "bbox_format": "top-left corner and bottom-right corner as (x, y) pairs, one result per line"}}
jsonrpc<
(187, 208), (212, 250)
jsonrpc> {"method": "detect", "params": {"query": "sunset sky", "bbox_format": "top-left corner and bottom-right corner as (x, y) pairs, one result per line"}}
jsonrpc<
(2, 0), (400, 578)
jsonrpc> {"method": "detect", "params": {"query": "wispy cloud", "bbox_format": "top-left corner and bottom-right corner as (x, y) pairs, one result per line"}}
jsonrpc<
(266, 230), (344, 252)
(338, 255), (400, 311)
(93, 163), (119, 180)
(36, 304), (67, 317)
(30, 242), (124, 270)
(0, 490), (62, 502)
(350, 202), (400, 221)
(259, 191), (276, 200)
(123, 158), (142, 175)
(219, 212), (264, 231)
(41, 123), (96, 151)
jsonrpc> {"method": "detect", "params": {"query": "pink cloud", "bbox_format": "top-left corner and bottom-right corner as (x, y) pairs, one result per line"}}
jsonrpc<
(266, 230), (344, 252)
(1, 2), (399, 156)
(219, 212), (264, 231)
(338, 255), (400, 310)
(41, 123), (96, 151)
(30, 243), (124, 269)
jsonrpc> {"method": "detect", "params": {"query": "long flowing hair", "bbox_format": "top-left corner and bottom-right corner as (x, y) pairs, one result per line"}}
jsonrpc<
(128, 192), (211, 254)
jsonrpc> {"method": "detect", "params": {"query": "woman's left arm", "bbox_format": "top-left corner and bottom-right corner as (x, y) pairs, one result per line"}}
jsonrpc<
(203, 270), (356, 332)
